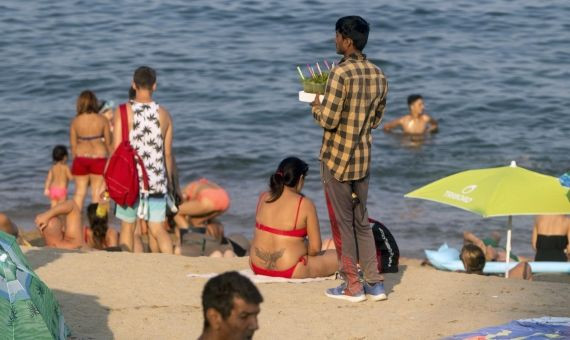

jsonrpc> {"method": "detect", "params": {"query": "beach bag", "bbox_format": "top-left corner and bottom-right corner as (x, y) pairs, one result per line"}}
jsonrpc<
(104, 104), (149, 207)
(370, 218), (400, 273)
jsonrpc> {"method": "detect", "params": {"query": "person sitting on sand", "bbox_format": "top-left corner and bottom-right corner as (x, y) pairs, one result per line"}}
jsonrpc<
(463, 231), (524, 262)
(35, 200), (84, 249)
(35, 200), (118, 250)
(532, 215), (570, 261)
(461, 244), (532, 280)
(249, 157), (338, 279)
(200, 271), (263, 340)
(383, 94), (438, 135)
(0, 213), (31, 246)
(84, 203), (119, 250)
(44, 145), (73, 207)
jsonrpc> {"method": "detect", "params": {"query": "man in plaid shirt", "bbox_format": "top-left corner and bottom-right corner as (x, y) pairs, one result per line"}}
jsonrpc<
(311, 16), (388, 302)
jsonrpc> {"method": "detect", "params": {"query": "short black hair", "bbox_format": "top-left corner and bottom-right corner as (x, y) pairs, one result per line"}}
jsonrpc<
(407, 94), (423, 107)
(133, 66), (156, 90)
(52, 145), (68, 162)
(335, 16), (370, 51)
(202, 271), (263, 329)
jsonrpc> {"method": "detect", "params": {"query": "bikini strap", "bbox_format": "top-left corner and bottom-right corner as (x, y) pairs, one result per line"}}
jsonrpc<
(293, 196), (304, 229)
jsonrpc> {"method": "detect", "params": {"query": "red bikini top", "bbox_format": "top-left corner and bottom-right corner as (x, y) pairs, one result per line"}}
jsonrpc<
(255, 193), (307, 238)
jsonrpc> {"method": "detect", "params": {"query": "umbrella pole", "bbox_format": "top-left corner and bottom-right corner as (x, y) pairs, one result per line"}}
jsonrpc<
(505, 216), (512, 278)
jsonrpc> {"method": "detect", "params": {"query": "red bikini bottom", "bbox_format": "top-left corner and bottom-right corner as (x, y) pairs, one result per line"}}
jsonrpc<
(250, 255), (307, 278)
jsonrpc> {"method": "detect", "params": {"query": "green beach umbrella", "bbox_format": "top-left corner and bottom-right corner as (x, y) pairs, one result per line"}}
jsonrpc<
(405, 161), (570, 277)
(0, 231), (69, 339)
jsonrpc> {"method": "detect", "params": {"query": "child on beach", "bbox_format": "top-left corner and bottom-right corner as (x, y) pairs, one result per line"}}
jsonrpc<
(44, 145), (73, 207)
(383, 94), (438, 135)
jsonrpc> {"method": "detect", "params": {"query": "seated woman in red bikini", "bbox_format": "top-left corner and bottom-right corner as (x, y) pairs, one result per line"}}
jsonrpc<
(250, 157), (337, 279)
(35, 200), (118, 250)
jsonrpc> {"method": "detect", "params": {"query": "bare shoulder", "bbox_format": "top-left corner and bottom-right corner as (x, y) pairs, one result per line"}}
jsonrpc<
(301, 196), (317, 211)
(158, 105), (171, 117)
(158, 106), (172, 123)
(422, 113), (432, 121)
(70, 116), (78, 128)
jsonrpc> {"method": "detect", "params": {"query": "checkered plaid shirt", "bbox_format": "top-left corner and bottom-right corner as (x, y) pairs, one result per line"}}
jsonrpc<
(312, 53), (388, 181)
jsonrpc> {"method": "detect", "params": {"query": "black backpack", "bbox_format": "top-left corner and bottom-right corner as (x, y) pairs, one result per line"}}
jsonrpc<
(370, 219), (400, 273)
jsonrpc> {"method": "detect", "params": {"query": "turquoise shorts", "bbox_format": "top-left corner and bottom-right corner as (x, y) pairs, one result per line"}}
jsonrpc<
(115, 196), (166, 223)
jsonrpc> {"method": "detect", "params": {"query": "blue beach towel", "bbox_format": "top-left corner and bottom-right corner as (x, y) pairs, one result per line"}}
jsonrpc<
(447, 317), (570, 339)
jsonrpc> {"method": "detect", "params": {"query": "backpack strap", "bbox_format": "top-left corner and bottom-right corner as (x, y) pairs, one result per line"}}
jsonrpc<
(119, 104), (129, 143)
(119, 103), (150, 192)
(135, 153), (150, 191)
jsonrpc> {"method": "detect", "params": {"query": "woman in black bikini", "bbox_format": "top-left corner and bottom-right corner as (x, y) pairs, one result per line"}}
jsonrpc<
(69, 90), (111, 210)
(532, 215), (570, 261)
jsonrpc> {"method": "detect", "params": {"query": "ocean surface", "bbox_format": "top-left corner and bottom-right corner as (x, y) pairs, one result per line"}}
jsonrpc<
(1, 0), (568, 258)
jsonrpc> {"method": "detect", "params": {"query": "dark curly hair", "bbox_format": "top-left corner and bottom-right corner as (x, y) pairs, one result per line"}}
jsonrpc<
(202, 271), (263, 330)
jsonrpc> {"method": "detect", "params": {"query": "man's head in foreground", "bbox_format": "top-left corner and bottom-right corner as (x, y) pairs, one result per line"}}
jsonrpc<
(201, 271), (263, 340)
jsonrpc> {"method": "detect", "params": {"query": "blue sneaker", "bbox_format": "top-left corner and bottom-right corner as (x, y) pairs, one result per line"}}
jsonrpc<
(325, 283), (366, 302)
(363, 282), (387, 301)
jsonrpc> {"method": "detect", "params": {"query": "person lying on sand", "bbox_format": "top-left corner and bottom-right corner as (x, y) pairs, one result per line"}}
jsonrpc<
(463, 231), (528, 262)
(249, 157), (338, 279)
(35, 200), (118, 250)
(461, 244), (532, 280)
(0, 213), (31, 246)
(383, 94), (438, 135)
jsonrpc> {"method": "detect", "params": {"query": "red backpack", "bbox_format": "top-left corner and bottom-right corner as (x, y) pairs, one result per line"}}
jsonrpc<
(104, 104), (149, 207)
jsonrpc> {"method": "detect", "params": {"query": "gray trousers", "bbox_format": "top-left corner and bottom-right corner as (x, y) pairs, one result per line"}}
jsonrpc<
(321, 163), (383, 294)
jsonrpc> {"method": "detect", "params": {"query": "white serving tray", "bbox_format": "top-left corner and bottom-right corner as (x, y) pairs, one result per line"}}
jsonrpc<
(299, 91), (324, 103)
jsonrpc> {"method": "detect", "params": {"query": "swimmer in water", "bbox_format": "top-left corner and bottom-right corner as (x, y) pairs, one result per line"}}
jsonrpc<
(383, 94), (438, 135)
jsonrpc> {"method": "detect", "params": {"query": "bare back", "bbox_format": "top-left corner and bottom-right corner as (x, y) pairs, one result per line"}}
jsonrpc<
(251, 190), (319, 271)
(49, 163), (72, 188)
(534, 215), (570, 235)
(70, 113), (111, 157)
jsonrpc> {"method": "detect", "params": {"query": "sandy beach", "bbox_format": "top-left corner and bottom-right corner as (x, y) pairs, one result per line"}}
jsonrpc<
(20, 242), (570, 340)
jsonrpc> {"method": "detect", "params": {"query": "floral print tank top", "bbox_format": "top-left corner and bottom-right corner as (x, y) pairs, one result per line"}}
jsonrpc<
(130, 101), (167, 195)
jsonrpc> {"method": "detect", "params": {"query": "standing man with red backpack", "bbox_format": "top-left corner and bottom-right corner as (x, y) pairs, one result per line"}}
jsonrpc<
(110, 66), (174, 253)
(310, 16), (389, 302)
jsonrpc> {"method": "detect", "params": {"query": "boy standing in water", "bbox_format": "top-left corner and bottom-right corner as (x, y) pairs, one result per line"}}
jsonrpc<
(310, 16), (388, 302)
(44, 145), (73, 207)
(383, 94), (438, 134)
(112, 66), (174, 253)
